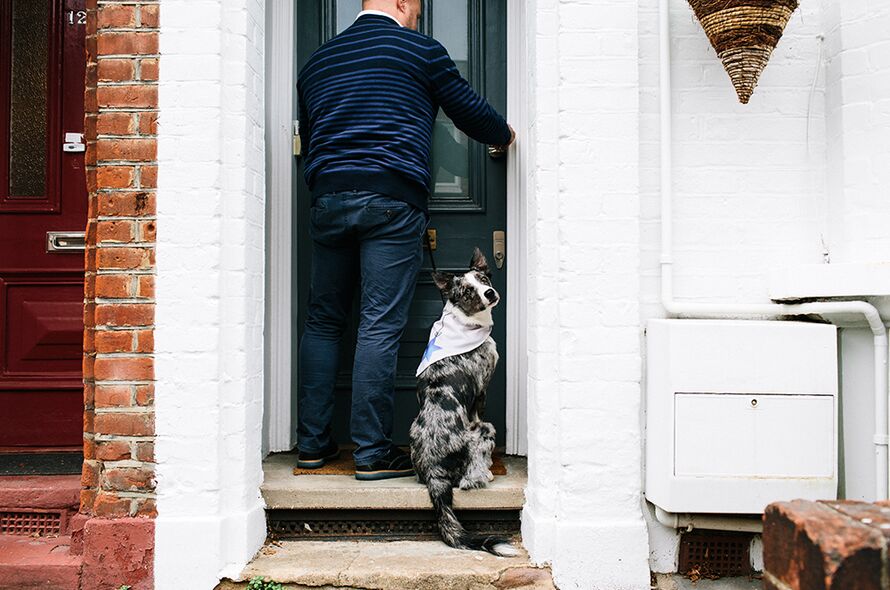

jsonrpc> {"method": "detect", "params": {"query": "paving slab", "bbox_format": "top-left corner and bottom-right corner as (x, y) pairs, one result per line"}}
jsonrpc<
(262, 454), (526, 511)
(218, 539), (554, 590)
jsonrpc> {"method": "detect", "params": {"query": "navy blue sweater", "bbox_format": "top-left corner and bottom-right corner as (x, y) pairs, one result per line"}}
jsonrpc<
(297, 14), (511, 213)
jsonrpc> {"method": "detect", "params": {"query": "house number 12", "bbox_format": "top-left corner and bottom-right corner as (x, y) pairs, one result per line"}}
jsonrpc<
(67, 10), (87, 25)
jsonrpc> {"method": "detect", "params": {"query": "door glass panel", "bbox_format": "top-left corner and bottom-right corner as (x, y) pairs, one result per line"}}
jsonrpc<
(336, 0), (362, 34)
(430, 1), (470, 201)
(8, 0), (49, 198)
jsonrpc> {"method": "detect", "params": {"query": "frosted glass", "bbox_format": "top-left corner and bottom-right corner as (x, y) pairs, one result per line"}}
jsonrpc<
(8, 0), (49, 198)
(336, 0), (363, 34)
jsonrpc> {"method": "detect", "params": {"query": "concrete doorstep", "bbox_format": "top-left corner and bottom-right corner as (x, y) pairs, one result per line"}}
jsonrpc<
(216, 539), (556, 590)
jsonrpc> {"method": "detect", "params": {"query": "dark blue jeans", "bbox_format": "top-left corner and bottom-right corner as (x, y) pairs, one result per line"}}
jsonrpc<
(297, 190), (427, 464)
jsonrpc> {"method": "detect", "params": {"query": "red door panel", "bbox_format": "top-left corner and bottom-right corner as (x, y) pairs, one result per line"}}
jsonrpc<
(0, 0), (87, 448)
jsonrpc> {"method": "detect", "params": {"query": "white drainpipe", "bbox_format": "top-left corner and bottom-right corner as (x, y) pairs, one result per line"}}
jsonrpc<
(657, 0), (889, 513)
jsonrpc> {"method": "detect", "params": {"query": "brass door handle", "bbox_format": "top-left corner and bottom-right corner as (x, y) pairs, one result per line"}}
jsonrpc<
(488, 145), (507, 159)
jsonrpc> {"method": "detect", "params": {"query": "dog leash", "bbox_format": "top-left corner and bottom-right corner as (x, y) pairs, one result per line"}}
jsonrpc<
(423, 230), (446, 304)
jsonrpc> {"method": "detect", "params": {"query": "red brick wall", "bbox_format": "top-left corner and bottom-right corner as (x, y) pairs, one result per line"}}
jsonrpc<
(82, 0), (158, 521)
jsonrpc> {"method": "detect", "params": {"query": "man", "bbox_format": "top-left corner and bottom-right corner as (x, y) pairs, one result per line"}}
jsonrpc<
(296, 0), (515, 481)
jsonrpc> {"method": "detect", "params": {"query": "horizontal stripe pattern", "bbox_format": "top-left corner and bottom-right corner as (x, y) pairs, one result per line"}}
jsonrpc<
(297, 14), (511, 212)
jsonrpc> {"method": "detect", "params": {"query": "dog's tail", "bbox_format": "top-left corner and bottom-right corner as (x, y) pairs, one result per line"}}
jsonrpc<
(426, 476), (519, 557)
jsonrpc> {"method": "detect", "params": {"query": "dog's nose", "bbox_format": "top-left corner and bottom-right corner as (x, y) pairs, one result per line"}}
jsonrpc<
(484, 289), (497, 302)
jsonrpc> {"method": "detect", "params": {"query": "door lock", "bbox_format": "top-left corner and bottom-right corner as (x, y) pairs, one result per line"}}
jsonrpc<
(493, 231), (506, 269)
(62, 132), (85, 153)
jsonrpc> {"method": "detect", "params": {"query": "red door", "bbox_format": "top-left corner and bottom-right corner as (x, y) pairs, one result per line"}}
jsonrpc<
(0, 0), (87, 448)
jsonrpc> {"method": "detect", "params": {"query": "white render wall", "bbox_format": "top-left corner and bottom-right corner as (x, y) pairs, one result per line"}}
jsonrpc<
(520, 0), (651, 588)
(155, 0), (267, 587)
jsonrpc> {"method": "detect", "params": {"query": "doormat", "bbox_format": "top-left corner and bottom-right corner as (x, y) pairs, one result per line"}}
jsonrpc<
(293, 447), (508, 477)
(0, 453), (83, 476)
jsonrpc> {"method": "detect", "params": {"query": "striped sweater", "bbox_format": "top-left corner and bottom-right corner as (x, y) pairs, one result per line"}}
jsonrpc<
(297, 13), (511, 213)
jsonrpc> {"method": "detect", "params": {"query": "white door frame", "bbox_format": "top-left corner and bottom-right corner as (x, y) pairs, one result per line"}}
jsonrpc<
(265, 0), (528, 455)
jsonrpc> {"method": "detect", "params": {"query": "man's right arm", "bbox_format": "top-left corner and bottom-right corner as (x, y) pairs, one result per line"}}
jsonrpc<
(427, 40), (512, 147)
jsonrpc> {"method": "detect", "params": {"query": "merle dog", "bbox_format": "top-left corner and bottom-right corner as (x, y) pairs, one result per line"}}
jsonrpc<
(409, 248), (518, 557)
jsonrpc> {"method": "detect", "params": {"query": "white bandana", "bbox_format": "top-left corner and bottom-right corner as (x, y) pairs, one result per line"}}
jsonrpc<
(416, 302), (493, 377)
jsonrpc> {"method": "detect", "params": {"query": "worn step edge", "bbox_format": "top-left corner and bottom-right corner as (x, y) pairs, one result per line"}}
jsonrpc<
(261, 455), (527, 511)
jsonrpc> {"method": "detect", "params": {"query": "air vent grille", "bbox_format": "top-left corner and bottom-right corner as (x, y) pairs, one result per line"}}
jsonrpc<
(679, 530), (753, 579)
(267, 509), (520, 541)
(0, 509), (67, 536)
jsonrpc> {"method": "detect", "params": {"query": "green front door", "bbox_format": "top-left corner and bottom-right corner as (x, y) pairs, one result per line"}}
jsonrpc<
(295, 0), (509, 447)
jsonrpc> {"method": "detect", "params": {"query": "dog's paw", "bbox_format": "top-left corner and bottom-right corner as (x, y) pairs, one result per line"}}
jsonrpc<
(458, 476), (487, 490)
(487, 470), (494, 482)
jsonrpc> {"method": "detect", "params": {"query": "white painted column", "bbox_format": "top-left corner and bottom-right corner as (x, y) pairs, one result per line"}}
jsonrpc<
(155, 0), (267, 586)
(522, 0), (650, 588)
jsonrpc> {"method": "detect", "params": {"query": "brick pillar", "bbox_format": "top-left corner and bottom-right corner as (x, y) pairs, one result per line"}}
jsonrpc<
(79, 1), (158, 588)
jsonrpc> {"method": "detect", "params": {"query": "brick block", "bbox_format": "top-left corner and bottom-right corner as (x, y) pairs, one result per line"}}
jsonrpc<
(97, 58), (135, 82)
(95, 274), (131, 298)
(139, 165), (158, 188)
(136, 276), (155, 298)
(96, 246), (154, 270)
(93, 413), (154, 437)
(97, 4), (136, 29)
(103, 467), (155, 492)
(763, 500), (887, 590)
(139, 4), (159, 29)
(96, 440), (132, 461)
(96, 31), (159, 56)
(97, 192), (156, 217)
(97, 165), (136, 188)
(96, 220), (135, 243)
(139, 58), (159, 81)
(96, 85), (158, 109)
(94, 384), (132, 408)
(96, 112), (135, 135)
(94, 303), (154, 327)
(94, 356), (154, 380)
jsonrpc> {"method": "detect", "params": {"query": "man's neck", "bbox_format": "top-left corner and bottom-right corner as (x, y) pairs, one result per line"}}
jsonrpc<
(356, 9), (402, 27)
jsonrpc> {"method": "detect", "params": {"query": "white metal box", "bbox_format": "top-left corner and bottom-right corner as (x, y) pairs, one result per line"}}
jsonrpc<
(645, 319), (838, 514)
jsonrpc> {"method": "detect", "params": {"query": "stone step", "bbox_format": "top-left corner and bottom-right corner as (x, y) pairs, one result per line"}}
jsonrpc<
(0, 535), (81, 590)
(216, 539), (555, 590)
(262, 454), (526, 511)
(0, 475), (80, 512)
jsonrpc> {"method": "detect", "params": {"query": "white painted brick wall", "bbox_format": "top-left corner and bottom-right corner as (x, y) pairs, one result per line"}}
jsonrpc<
(825, 0), (890, 263)
(638, 0), (890, 574)
(639, 0), (827, 322)
(522, 0), (650, 588)
(638, 0), (828, 573)
(155, 0), (266, 587)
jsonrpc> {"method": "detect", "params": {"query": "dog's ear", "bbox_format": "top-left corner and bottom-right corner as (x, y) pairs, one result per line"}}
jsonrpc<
(431, 271), (454, 293)
(470, 247), (489, 274)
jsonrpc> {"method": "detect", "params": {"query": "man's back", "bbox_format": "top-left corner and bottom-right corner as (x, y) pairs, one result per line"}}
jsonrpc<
(298, 13), (511, 213)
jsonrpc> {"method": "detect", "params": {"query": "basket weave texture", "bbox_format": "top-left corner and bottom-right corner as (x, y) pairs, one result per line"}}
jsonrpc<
(687, 0), (799, 104)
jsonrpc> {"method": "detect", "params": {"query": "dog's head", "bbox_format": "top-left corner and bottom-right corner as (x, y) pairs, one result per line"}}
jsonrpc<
(432, 248), (500, 318)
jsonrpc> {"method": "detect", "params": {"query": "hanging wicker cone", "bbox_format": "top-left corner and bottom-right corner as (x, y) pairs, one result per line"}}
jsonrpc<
(687, 0), (799, 104)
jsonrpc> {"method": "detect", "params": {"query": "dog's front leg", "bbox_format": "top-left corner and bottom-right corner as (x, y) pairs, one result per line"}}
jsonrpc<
(458, 425), (495, 490)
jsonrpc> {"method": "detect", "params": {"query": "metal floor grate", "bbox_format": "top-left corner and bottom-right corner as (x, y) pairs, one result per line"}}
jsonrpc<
(268, 509), (521, 541)
(0, 509), (67, 536)
(679, 530), (753, 578)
